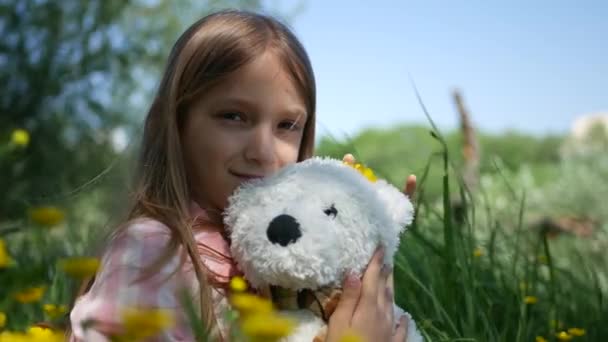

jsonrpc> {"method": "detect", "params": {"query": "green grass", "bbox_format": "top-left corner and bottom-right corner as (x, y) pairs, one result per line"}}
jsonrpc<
(393, 130), (606, 342)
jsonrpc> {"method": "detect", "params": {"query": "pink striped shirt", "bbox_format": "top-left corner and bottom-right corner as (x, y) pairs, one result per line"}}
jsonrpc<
(69, 203), (239, 341)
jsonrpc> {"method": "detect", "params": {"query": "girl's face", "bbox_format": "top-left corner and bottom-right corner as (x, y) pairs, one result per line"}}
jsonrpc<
(181, 51), (307, 211)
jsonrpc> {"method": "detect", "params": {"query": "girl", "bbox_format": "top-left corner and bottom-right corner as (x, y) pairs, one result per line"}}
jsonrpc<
(69, 9), (416, 342)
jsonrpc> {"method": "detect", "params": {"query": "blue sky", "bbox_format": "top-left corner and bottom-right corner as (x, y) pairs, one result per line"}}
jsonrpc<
(271, 1), (607, 138)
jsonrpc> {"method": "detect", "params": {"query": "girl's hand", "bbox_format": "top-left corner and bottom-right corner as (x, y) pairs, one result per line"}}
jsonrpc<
(342, 154), (417, 201)
(325, 248), (410, 342)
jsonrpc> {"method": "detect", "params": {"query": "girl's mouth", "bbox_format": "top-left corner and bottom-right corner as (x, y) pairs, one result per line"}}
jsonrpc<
(230, 171), (264, 181)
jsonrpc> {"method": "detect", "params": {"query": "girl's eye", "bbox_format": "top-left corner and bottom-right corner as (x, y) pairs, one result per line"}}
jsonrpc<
(278, 120), (301, 131)
(218, 112), (245, 122)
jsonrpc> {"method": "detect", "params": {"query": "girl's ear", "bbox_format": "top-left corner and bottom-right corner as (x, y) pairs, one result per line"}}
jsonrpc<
(373, 179), (415, 228)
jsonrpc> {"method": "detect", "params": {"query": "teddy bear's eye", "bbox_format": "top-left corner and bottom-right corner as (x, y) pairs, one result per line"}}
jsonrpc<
(323, 204), (338, 218)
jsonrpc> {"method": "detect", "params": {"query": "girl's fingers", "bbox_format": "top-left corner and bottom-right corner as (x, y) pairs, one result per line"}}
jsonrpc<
(403, 174), (417, 200)
(377, 265), (392, 310)
(360, 247), (385, 306)
(342, 153), (356, 164)
(392, 315), (408, 342)
(330, 273), (361, 329)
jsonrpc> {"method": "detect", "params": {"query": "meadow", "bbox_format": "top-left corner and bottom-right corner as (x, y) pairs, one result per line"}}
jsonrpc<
(1, 120), (606, 341)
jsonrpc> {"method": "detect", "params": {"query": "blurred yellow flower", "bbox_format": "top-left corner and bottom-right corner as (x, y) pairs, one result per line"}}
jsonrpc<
(43, 304), (68, 320)
(556, 331), (573, 341)
(0, 312), (6, 328)
(230, 293), (274, 316)
(524, 296), (538, 304)
(344, 161), (377, 182)
(354, 163), (377, 182)
(567, 328), (585, 336)
(120, 307), (175, 341)
(473, 247), (484, 257)
(0, 330), (28, 342)
(26, 326), (64, 342)
(339, 330), (364, 342)
(537, 255), (548, 264)
(230, 276), (248, 292)
(0, 239), (14, 268)
(10, 129), (30, 147)
(29, 206), (65, 226)
(13, 286), (46, 303)
(240, 313), (295, 342)
(535, 337), (547, 342)
(58, 257), (100, 279)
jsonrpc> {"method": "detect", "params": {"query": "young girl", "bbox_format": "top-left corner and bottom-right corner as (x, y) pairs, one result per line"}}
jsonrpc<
(69, 9), (416, 342)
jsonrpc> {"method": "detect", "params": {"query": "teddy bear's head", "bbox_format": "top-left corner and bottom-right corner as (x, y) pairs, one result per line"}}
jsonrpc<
(224, 157), (414, 290)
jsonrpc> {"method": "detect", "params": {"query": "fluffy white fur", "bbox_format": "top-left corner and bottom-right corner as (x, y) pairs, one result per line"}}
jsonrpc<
(225, 157), (423, 342)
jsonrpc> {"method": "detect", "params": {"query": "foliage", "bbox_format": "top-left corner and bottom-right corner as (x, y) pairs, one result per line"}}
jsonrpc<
(393, 129), (606, 342)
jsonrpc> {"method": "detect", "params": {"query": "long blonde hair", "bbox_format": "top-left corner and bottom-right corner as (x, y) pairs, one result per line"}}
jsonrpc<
(75, 9), (316, 336)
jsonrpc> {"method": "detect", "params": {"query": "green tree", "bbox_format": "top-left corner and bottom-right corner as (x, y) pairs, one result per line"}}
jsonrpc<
(0, 0), (268, 222)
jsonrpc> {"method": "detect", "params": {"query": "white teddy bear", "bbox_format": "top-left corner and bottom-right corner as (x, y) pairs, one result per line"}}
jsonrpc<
(225, 157), (423, 342)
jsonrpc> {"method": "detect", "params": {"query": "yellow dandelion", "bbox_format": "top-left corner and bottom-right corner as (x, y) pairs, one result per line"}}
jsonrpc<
(344, 162), (377, 182)
(230, 276), (248, 292)
(339, 330), (365, 342)
(0, 330), (28, 342)
(120, 307), (175, 341)
(0, 239), (14, 268)
(230, 293), (274, 316)
(0, 312), (6, 328)
(10, 129), (30, 147)
(473, 247), (484, 258)
(240, 313), (295, 341)
(29, 206), (65, 226)
(524, 296), (538, 304)
(43, 304), (69, 319)
(58, 257), (100, 279)
(535, 336), (547, 342)
(26, 326), (64, 342)
(13, 286), (46, 303)
(555, 331), (573, 341)
(567, 328), (585, 336)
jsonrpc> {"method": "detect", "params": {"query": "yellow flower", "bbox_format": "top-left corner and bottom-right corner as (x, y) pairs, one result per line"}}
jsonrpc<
(538, 255), (548, 264)
(120, 307), (175, 341)
(29, 206), (65, 226)
(567, 328), (585, 336)
(58, 257), (100, 279)
(230, 293), (274, 316)
(240, 313), (295, 342)
(13, 286), (46, 303)
(473, 247), (484, 257)
(339, 330), (365, 342)
(344, 161), (377, 182)
(524, 296), (538, 304)
(0, 330), (28, 342)
(555, 331), (573, 341)
(535, 337), (547, 342)
(0, 239), (14, 268)
(43, 304), (68, 319)
(0, 312), (6, 328)
(230, 276), (248, 292)
(26, 326), (64, 342)
(10, 129), (30, 147)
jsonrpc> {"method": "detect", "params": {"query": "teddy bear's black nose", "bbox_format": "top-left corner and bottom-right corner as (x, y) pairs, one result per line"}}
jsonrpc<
(267, 214), (302, 246)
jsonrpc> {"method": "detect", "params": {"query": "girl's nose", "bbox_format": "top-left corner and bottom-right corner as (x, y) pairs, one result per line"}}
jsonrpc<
(244, 125), (277, 165)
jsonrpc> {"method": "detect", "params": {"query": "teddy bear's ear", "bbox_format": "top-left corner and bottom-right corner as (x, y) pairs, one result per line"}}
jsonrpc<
(373, 179), (415, 228)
